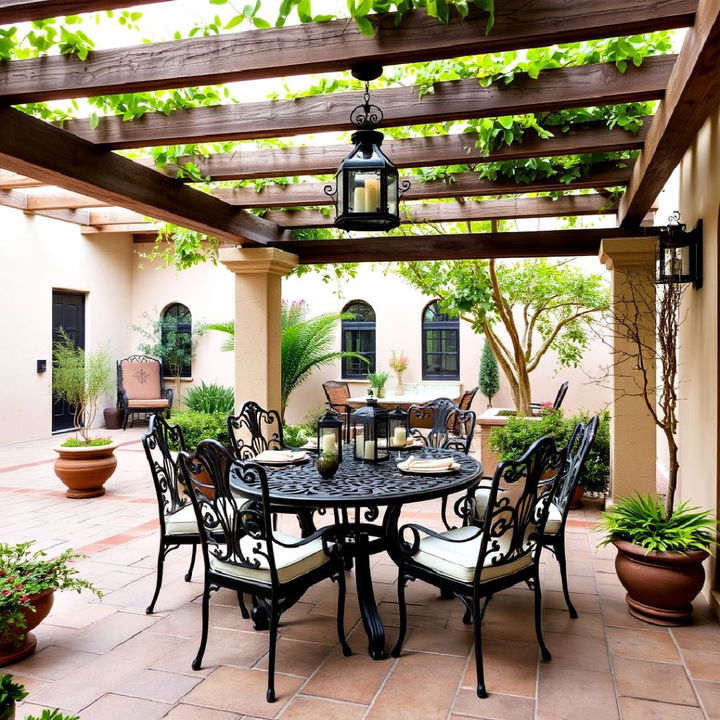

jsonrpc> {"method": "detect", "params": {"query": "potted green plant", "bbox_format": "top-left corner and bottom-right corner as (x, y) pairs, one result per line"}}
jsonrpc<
(597, 268), (716, 625)
(51, 332), (117, 498)
(0, 542), (101, 666)
(367, 371), (390, 398)
(0, 674), (27, 720)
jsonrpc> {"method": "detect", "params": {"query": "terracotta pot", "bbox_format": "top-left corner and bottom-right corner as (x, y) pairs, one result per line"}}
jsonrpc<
(103, 407), (124, 430)
(569, 484), (585, 509)
(53, 441), (119, 498)
(0, 588), (55, 666)
(613, 538), (708, 626)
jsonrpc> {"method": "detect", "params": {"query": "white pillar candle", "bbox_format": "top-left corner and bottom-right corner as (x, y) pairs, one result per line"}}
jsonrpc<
(322, 434), (337, 455)
(364, 178), (380, 212)
(364, 440), (376, 460)
(355, 433), (364, 458)
(393, 427), (407, 447)
(353, 186), (366, 213)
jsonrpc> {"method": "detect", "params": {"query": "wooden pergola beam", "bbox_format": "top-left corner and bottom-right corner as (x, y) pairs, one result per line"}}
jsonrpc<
(150, 119), (650, 181)
(0, 0), (172, 23)
(63, 56), (675, 149)
(24, 189), (107, 209)
(271, 227), (652, 264)
(619, 0), (720, 225)
(0, 2), (695, 103)
(266, 194), (616, 229)
(214, 164), (632, 209)
(0, 171), (44, 189)
(0, 106), (282, 246)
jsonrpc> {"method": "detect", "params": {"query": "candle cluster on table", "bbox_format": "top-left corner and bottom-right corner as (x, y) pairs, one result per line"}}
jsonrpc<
(388, 406), (410, 448)
(351, 393), (389, 462)
(317, 406), (343, 462)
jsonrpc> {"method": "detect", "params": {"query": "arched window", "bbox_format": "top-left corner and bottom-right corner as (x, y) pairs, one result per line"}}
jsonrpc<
(422, 300), (459, 380)
(341, 300), (376, 379)
(161, 303), (192, 378)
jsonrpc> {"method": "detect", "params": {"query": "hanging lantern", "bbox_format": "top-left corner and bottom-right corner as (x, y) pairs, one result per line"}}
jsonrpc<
(325, 62), (410, 232)
(656, 212), (703, 289)
(317, 406), (343, 461)
(388, 406), (410, 449)
(351, 392), (390, 463)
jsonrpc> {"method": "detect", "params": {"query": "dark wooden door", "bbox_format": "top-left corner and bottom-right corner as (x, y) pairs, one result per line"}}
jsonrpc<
(52, 291), (85, 432)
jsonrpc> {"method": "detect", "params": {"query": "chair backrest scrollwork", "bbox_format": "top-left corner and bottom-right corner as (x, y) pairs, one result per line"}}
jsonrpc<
(408, 397), (475, 451)
(227, 401), (285, 460)
(475, 436), (565, 584)
(553, 381), (570, 410)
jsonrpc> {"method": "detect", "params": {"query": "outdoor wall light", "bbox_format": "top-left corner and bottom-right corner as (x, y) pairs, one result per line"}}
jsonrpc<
(656, 211), (703, 289)
(325, 61), (409, 232)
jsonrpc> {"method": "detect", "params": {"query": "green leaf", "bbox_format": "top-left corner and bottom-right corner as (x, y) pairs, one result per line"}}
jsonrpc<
(354, 15), (375, 35)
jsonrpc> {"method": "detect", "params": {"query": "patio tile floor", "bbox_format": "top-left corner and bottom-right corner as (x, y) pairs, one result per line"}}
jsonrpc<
(1, 429), (719, 719)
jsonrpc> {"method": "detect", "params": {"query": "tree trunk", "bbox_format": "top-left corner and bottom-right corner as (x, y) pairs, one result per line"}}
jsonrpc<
(664, 427), (680, 518)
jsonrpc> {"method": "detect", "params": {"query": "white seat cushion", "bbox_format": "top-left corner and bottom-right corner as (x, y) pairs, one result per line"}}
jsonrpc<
(473, 488), (563, 536)
(413, 525), (533, 584)
(164, 504), (198, 535)
(209, 530), (330, 585)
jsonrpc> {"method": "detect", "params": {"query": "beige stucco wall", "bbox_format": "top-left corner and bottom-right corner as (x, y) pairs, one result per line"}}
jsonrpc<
(678, 104), (720, 605)
(0, 209), (134, 445)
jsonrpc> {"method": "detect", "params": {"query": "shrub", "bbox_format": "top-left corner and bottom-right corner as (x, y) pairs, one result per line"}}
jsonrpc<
(60, 438), (113, 448)
(478, 339), (500, 406)
(0, 673), (27, 709)
(303, 406), (325, 431)
(488, 409), (610, 494)
(169, 410), (230, 452)
(283, 423), (314, 447)
(184, 382), (234, 414)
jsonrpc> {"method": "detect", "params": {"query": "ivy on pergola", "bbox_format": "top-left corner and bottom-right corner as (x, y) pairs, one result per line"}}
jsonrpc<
(0, 0), (718, 266)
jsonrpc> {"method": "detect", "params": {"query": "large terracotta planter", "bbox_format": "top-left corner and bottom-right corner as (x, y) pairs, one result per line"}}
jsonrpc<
(569, 484), (585, 509)
(613, 538), (708, 626)
(53, 441), (119, 498)
(0, 588), (55, 666)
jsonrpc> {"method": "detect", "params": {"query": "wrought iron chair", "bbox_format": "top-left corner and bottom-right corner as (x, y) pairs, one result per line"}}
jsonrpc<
(408, 397), (477, 454)
(118, 355), (173, 430)
(322, 380), (353, 442)
(530, 381), (569, 413)
(543, 416), (599, 618)
(178, 440), (350, 703)
(227, 400), (286, 459)
(388, 436), (565, 698)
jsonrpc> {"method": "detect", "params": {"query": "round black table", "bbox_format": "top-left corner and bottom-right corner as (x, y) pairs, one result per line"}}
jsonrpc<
(229, 446), (482, 660)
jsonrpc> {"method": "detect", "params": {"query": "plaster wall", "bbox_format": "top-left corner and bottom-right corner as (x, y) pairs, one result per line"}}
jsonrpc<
(678, 103), (720, 604)
(0, 209), (134, 445)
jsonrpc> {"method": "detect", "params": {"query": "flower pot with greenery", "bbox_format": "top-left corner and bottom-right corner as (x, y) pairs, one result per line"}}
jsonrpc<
(0, 673), (26, 719)
(0, 543), (100, 666)
(367, 371), (390, 399)
(52, 332), (117, 498)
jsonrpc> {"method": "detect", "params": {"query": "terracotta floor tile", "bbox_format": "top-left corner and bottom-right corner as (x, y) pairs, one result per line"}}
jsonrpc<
(183, 667), (303, 716)
(681, 648), (720, 681)
(544, 632), (610, 670)
(5, 644), (98, 682)
(55, 610), (160, 654)
(601, 600), (669, 633)
(280, 696), (366, 720)
(281, 612), (350, 645)
(542, 608), (605, 638)
(543, 573), (598, 596)
(453, 689), (534, 720)
(543, 590), (601, 614)
(365, 651), (466, 720)
(111, 667), (202, 703)
(404, 625), (474, 656)
(162, 705), (240, 720)
(77, 693), (170, 720)
(612, 656), (698, 706)
(302, 648), (393, 704)
(537, 665), (618, 720)
(606, 627), (681, 663)
(695, 680), (720, 719)
(461, 641), (538, 698)
(618, 697), (705, 720)
(672, 616), (720, 653)
(254, 637), (334, 676)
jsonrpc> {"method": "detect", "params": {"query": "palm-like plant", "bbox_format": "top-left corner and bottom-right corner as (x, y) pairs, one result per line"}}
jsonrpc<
(206, 301), (367, 419)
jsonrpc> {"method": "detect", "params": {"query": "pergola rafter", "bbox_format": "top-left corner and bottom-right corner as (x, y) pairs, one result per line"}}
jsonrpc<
(0, 0), (172, 23)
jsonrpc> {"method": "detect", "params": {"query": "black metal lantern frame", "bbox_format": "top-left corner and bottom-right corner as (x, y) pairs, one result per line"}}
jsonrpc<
(317, 406), (343, 461)
(656, 212), (703, 289)
(388, 406), (410, 449)
(325, 62), (410, 232)
(351, 395), (390, 463)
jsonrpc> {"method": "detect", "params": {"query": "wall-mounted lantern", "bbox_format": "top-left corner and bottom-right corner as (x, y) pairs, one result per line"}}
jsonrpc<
(656, 212), (703, 289)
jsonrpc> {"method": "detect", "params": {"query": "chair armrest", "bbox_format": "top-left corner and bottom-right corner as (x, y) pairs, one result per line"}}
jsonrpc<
(396, 521), (482, 556)
(271, 524), (344, 558)
(444, 438), (467, 453)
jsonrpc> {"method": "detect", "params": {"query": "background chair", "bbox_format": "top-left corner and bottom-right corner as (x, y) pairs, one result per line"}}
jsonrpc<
(178, 440), (350, 703)
(118, 355), (173, 430)
(322, 380), (353, 442)
(388, 436), (565, 698)
(543, 416), (599, 618)
(408, 397), (476, 453)
(227, 401), (286, 459)
(531, 381), (569, 413)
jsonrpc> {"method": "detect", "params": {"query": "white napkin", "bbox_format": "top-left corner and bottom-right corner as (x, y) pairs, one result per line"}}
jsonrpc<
(399, 455), (460, 471)
(255, 450), (305, 462)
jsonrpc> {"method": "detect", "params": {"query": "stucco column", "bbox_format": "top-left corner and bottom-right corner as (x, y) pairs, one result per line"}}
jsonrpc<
(599, 237), (658, 503)
(219, 247), (299, 413)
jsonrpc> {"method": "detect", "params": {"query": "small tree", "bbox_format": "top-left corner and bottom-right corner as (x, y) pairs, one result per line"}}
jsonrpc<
(396, 258), (609, 415)
(479, 339), (500, 407)
(52, 331), (114, 443)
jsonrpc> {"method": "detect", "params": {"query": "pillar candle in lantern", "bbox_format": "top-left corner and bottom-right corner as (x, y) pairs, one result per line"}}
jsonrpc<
(364, 177), (380, 211)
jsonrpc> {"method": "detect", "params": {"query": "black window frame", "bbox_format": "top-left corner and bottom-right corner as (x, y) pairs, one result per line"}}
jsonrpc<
(422, 300), (460, 381)
(161, 302), (192, 378)
(341, 300), (376, 379)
